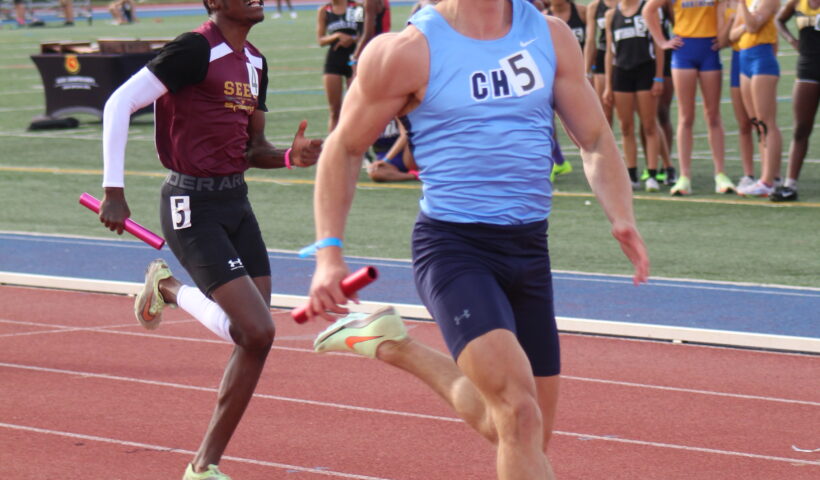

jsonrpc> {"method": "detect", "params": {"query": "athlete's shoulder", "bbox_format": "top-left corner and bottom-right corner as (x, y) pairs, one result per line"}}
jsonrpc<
(148, 31), (210, 93)
(356, 29), (428, 98)
(363, 28), (427, 67)
(151, 31), (209, 70)
(164, 31), (209, 53)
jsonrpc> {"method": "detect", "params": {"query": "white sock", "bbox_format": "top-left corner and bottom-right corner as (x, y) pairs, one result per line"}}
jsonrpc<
(176, 285), (234, 343)
(784, 178), (798, 189)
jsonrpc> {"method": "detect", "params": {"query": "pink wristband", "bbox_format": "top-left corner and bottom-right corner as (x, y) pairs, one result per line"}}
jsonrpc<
(284, 148), (293, 169)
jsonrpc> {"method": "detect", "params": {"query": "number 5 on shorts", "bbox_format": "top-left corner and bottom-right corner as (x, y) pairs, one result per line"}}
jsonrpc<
(170, 195), (191, 230)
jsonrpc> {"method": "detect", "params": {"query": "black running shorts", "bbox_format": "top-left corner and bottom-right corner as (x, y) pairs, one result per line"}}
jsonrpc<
(159, 171), (271, 296)
(324, 46), (354, 78)
(797, 55), (820, 83)
(612, 61), (655, 93)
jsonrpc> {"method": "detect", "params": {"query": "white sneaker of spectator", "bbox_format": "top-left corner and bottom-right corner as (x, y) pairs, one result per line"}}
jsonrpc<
(738, 180), (774, 197)
(737, 175), (755, 190)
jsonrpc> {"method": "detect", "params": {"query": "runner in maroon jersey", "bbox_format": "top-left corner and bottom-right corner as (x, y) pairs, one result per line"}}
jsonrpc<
(98, 1), (322, 478)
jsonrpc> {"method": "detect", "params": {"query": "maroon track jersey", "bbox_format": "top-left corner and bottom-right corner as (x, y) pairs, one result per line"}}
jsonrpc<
(147, 21), (269, 177)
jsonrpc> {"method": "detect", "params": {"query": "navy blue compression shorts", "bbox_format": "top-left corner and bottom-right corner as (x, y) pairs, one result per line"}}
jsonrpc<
(411, 212), (561, 377)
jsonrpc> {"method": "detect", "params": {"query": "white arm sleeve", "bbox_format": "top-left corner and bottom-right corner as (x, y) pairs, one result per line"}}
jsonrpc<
(102, 67), (168, 188)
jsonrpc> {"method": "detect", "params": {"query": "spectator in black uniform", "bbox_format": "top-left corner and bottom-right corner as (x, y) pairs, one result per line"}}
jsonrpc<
(604, 0), (665, 192)
(585, 0), (617, 125)
(317, 0), (364, 132)
(774, 0), (820, 201)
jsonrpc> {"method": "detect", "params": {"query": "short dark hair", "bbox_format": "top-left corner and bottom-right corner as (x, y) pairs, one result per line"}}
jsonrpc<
(203, 0), (211, 14)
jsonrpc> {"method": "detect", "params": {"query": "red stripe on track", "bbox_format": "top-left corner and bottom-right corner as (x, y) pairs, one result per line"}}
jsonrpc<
(1, 286), (818, 479)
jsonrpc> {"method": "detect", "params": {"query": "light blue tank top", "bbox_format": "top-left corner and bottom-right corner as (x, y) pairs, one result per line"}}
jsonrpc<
(405, 0), (557, 225)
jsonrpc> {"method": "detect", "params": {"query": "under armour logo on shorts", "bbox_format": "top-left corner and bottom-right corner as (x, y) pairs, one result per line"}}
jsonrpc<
(228, 258), (244, 271)
(454, 309), (471, 326)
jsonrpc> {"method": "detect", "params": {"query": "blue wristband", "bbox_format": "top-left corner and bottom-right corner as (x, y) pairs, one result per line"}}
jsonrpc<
(298, 237), (343, 258)
(653, 77), (664, 83)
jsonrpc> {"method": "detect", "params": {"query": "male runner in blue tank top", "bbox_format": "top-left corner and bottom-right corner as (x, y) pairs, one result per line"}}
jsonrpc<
(304, 0), (649, 477)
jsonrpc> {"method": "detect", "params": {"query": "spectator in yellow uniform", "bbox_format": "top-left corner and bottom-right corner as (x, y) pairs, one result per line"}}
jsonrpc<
(644, 0), (737, 195)
(730, 0), (783, 197)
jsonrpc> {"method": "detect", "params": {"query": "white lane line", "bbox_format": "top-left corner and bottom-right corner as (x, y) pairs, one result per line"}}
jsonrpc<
(1, 361), (818, 467)
(562, 375), (820, 407)
(554, 431), (820, 466)
(0, 422), (393, 480)
(1, 319), (817, 406)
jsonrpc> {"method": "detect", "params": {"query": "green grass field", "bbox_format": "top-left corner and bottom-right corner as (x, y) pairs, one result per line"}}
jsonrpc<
(1, 4), (818, 288)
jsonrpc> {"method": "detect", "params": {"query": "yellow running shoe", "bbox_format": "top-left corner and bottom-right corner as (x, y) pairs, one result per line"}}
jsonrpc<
(134, 259), (173, 330)
(714, 172), (737, 194)
(183, 464), (231, 480)
(670, 176), (692, 196)
(314, 306), (408, 359)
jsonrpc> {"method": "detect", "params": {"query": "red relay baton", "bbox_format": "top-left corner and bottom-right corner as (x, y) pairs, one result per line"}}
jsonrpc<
(291, 266), (379, 323)
(79, 192), (166, 250)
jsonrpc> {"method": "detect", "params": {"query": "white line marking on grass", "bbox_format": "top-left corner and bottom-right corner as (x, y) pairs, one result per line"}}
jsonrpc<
(0, 422), (394, 480)
(0, 362), (817, 467)
(0, 106), (44, 113)
(0, 88), (44, 95)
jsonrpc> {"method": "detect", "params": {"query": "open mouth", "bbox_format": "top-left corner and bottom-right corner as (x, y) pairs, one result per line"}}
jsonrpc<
(247, 0), (264, 7)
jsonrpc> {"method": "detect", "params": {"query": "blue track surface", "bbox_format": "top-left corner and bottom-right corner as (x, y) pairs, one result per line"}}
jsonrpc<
(2, 232), (819, 340)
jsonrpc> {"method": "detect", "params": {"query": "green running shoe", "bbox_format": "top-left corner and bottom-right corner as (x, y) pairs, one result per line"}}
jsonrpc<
(134, 259), (173, 330)
(314, 306), (408, 359)
(670, 176), (692, 196)
(714, 172), (736, 194)
(183, 464), (231, 480)
(550, 161), (573, 182)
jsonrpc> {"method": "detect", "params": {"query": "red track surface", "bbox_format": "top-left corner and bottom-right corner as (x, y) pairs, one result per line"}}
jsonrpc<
(1, 286), (818, 479)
